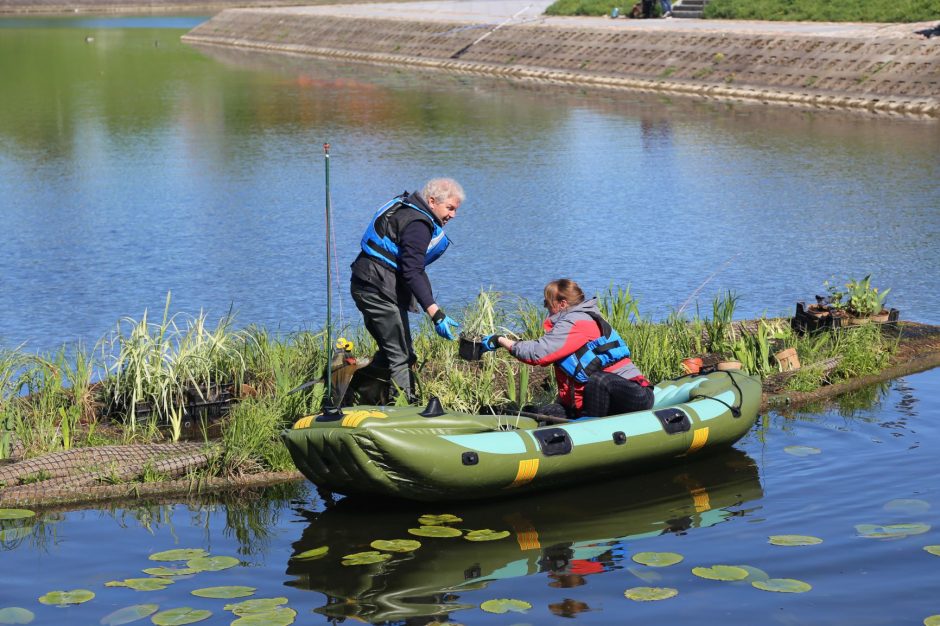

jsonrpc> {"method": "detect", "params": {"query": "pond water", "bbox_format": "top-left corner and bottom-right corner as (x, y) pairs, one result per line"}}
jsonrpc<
(2, 16), (940, 625)
(0, 16), (938, 357)
(3, 368), (940, 624)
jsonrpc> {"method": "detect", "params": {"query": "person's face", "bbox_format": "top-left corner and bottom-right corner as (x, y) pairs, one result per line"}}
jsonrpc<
(428, 195), (460, 225)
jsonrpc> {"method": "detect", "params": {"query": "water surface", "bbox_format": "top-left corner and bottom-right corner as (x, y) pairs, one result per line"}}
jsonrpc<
(1, 16), (938, 355)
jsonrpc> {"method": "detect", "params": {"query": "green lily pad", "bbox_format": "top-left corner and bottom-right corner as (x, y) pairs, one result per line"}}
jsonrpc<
(370, 539), (421, 552)
(856, 523), (931, 539)
(692, 565), (749, 581)
(408, 526), (463, 538)
(783, 445), (821, 457)
(631, 552), (684, 567)
(105, 578), (174, 591)
(340, 551), (392, 566)
(479, 599), (531, 614)
(0, 509), (35, 521)
(186, 555), (239, 572)
(224, 598), (288, 615)
(230, 607), (296, 626)
(0, 607), (34, 624)
(418, 514), (463, 526)
(752, 578), (812, 593)
(768, 535), (823, 546)
(191, 586), (256, 599)
(624, 587), (678, 601)
(142, 567), (197, 577)
(38, 589), (95, 606)
(883, 498), (930, 513)
(923, 545), (940, 557)
(99, 604), (159, 626)
(150, 608), (211, 625)
(149, 549), (207, 562)
(464, 529), (510, 542)
(293, 546), (328, 560)
(925, 615), (940, 626)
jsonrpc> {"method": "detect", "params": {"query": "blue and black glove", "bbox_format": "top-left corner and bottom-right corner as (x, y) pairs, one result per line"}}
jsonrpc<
(432, 309), (460, 340)
(481, 334), (503, 353)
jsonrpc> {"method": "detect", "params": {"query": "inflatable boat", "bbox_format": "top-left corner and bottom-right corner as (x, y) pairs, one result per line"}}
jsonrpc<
(281, 370), (760, 501)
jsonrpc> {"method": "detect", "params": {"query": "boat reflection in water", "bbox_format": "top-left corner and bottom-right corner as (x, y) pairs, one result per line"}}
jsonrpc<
(285, 449), (763, 622)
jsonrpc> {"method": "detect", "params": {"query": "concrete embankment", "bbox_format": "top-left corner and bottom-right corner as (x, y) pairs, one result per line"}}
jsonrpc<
(181, 1), (940, 117)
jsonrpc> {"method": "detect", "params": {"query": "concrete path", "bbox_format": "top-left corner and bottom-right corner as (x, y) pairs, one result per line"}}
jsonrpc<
(273, 0), (936, 40)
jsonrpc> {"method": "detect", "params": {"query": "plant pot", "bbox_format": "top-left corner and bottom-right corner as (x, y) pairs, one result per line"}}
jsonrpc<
(458, 336), (484, 361)
(871, 310), (890, 323)
(681, 357), (703, 375)
(847, 315), (871, 326)
(716, 360), (742, 372)
(773, 347), (800, 372)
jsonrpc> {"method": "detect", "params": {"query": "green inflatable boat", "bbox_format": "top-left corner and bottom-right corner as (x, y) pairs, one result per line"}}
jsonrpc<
(281, 370), (761, 501)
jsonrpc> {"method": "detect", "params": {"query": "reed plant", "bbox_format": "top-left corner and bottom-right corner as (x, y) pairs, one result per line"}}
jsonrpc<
(218, 396), (295, 475)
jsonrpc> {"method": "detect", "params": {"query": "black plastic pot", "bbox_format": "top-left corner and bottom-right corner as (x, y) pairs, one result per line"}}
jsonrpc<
(458, 337), (484, 361)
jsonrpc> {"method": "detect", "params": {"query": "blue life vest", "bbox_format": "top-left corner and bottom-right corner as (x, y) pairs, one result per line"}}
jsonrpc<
(360, 193), (450, 270)
(557, 312), (632, 383)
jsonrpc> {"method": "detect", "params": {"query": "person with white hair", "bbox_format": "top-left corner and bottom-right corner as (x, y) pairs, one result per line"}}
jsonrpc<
(350, 178), (464, 403)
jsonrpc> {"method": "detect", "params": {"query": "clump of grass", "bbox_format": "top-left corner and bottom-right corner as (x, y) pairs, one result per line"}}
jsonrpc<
(218, 396), (295, 475)
(702, 0), (932, 22)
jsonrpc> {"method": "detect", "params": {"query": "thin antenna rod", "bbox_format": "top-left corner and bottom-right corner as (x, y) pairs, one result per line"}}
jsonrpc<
(323, 142), (334, 409)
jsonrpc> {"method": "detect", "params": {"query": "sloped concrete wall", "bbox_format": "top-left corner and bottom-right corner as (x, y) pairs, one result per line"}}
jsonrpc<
(183, 9), (940, 116)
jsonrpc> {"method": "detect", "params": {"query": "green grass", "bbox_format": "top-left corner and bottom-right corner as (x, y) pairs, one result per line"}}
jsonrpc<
(543, 0), (939, 21)
(702, 0), (939, 22)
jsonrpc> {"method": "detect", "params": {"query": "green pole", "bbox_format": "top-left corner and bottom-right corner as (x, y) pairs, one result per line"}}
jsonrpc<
(323, 142), (334, 410)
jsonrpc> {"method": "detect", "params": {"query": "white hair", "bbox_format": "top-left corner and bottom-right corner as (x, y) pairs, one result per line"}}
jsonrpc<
(422, 178), (465, 204)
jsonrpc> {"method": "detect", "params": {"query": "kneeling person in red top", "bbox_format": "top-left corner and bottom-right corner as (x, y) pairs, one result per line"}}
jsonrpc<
(482, 278), (653, 419)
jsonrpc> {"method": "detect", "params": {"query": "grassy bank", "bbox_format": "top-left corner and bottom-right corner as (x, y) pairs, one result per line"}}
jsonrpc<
(1, 286), (898, 484)
(545, 0), (940, 22)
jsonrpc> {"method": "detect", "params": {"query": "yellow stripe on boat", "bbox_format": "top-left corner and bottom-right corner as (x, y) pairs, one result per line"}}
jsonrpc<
(342, 410), (388, 428)
(687, 427), (709, 454)
(516, 529), (541, 551)
(293, 415), (315, 429)
(508, 459), (540, 488)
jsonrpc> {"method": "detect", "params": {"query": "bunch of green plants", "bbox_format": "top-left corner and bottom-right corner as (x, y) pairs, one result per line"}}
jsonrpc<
(824, 274), (889, 317)
(103, 294), (249, 441)
(703, 0), (934, 22)
(784, 323), (895, 391)
(545, 0), (619, 16)
(217, 395), (295, 476)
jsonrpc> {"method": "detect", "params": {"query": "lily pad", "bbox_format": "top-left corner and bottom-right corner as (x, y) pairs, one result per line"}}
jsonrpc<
(186, 555), (239, 572)
(692, 565), (749, 581)
(0, 607), (34, 624)
(925, 615), (940, 626)
(99, 604), (159, 626)
(624, 586), (678, 601)
(923, 545), (940, 557)
(884, 498), (930, 514)
(768, 535), (823, 546)
(408, 526), (463, 538)
(370, 539), (421, 553)
(783, 445), (821, 457)
(479, 599), (531, 614)
(105, 578), (174, 592)
(752, 578), (812, 593)
(150, 608), (211, 626)
(0, 509), (35, 521)
(149, 549), (207, 562)
(418, 514), (463, 526)
(464, 529), (510, 542)
(340, 551), (392, 566)
(856, 523), (931, 539)
(224, 598), (288, 615)
(631, 552), (683, 567)
(191, 586), (256, 599)
(293, 546), (328, 560)
(142, 567), (197, 577)
(230, 607), (296, 626)
(38, 589), (95, 606)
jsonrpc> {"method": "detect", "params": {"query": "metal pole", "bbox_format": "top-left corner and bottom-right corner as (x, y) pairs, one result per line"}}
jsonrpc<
(323, 142), (334, 410)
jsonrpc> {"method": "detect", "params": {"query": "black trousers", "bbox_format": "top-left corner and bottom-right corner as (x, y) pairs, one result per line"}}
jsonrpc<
(582, 372), (654, 417)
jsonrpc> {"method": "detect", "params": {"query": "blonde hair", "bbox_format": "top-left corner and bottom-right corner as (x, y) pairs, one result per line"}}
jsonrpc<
(544, 279), (584, 308)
